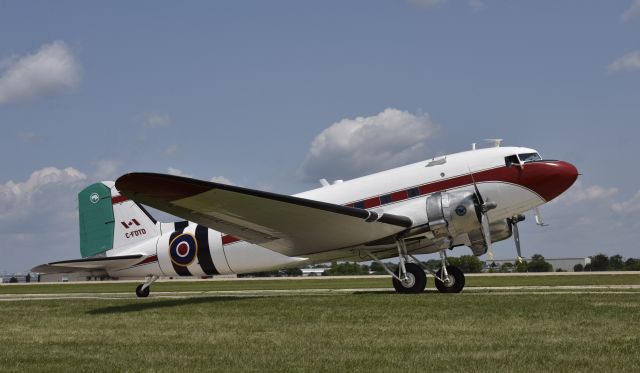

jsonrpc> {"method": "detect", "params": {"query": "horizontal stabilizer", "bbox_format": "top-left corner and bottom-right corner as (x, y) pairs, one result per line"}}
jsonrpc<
(31, 254), (144, 274)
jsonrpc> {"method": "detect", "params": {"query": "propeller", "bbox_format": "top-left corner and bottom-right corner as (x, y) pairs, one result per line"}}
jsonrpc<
(508, 214), (526, 263)
(468, 169), (497, 258)
(534, 207), (548, 227)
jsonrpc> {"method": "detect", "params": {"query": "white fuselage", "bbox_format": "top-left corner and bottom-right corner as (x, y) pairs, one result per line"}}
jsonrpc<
(109, 146), (570, 278)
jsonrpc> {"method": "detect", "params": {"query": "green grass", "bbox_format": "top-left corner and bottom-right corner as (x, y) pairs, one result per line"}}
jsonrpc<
(1, 291), (639, 372)
(1, 273), (639, 294)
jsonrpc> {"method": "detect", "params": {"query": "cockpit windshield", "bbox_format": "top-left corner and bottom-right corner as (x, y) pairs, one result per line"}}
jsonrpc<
(518, 153), (542, 163)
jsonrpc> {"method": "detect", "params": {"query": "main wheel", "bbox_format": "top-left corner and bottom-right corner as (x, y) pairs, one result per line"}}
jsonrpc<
(135, 284), (150, 298)
(434, 265), (465, 293)
(392, 263), (427, 293)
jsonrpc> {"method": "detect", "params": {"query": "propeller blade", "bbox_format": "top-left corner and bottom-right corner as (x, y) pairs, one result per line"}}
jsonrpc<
(468, 168), (485, 206)
(534, 207), (548, 227)
(512, 220), (522, 259)
(481, 213), (493, 257)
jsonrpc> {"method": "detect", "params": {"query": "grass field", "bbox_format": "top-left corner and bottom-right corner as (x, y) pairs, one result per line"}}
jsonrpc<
(1, 275), (639, 372)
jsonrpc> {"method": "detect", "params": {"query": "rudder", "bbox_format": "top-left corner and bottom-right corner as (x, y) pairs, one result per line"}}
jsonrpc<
(78, 182), (159, 258)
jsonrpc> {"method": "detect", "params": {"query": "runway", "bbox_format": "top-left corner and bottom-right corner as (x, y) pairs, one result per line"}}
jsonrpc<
(1, 284), (639, 301)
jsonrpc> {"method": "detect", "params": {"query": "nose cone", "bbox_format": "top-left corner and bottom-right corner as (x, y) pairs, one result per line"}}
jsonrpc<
(522, 161), (579, 202)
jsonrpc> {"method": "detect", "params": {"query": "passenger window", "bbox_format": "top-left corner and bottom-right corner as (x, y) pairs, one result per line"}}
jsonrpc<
(380, 195), (392, 204)
(407, 187), (420, 198)
(505, 155), (520, 168)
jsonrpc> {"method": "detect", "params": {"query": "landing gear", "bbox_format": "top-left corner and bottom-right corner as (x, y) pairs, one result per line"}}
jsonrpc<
(135, 284), (150, 298)
(365, 237), (427, 294)
(434, 265), (465, 293)
(364, 238), (466, 294)
(433, 249), (465, 293)
(392, 262), (427, 293)
(135, 275), (158, 298)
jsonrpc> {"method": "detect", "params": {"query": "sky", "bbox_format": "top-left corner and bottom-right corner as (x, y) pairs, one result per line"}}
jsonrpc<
(1, 1), (639, 273)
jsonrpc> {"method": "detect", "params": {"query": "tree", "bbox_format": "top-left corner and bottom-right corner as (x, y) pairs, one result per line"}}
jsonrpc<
(323, 262), (369, 276)
(515, 260), (528, 272)
(527, 254), (552, 272)
(281, 268), (303, 277)
(369, 261), (385, 274)
(500, 262), (514, 273)
(447, 257), (461, 268)
(624, 258), (640, 271)
(609, 255), (624, 271)
(457, 255), (484, 273)
(573, 263), (584, 272)
(590, 254), (609, 271)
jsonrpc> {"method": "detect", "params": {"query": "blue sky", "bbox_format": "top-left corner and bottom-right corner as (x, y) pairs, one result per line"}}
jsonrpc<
(1, 1), (639, 273)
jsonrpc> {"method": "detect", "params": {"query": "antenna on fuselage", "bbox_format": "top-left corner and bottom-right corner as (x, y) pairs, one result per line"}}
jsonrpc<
(484, 139), (504, 148)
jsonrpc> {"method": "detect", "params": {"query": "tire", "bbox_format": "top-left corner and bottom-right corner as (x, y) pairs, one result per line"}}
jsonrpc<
(392, 263), (427, 293)
(135, 284), (150, 298)
(434, 265), (465, 293)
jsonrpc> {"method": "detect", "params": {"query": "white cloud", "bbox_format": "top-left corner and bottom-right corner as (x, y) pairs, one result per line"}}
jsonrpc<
(612, 190), (640, 214)
(0, 41), (80, 105)
(557, 181), (618, 206)
(0, 167), (90, 273)
(607, 50), (640, 74)
(409, 0), (448, 9)
(299, 108), (438, 181)
(142, 113), (172, 128)
(167, 167), (192, 178)
(0, 167), (86, 210)
(210, 176), (234, 185)
(622, 0), (640, 22)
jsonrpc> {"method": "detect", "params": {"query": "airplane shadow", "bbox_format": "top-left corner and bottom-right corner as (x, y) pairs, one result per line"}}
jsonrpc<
(87, 295), (255, 315)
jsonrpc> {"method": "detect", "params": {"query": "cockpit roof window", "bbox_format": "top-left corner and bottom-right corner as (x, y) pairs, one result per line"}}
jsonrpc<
(518, 153), (542, 163)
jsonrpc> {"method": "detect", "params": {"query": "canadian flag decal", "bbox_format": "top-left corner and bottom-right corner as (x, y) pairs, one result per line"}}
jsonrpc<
(121, 219), (141, 229)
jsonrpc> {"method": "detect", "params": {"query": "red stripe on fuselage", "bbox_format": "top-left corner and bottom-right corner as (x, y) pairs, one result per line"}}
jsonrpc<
(215, 161), (578, 247)
(112, 195), (129, 204)
(133, 255), (158, 267)
(222, 235), (241, 245)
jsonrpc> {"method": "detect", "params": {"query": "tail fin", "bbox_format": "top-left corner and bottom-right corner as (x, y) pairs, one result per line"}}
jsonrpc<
(78, 182), (159, 258)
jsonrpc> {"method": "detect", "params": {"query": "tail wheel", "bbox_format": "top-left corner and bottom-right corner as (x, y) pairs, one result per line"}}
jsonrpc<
(435, 265), (465, 293)
(135, 284), (150, 298)
(392, 263), (427, 293)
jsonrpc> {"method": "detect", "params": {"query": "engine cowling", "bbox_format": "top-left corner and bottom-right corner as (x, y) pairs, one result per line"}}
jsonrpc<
(425, 191), (512, 255)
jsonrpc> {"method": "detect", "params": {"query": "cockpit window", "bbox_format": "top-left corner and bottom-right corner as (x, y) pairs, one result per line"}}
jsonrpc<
(505, 155), (520, 167)
(518, 153), (542, 163)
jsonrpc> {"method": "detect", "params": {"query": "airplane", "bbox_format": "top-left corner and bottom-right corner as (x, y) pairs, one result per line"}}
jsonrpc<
(32, 145), (578, 297)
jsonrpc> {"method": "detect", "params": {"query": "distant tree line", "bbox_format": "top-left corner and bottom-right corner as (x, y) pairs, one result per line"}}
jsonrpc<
(240, 253), (640, 277)
(574, 254), (640, 272)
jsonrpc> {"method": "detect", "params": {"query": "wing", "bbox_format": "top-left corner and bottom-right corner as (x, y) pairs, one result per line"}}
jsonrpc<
(31, 254), (145, 274)
(115, 173), (412, 257)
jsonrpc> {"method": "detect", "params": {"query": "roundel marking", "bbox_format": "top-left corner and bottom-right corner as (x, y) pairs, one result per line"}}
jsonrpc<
(169, 233), (198, 267)
(90, 192), (100, 204)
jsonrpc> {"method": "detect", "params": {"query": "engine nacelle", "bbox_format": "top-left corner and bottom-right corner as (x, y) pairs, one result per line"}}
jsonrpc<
(425, 191), (512, 255)
(426, 191), (481, 239)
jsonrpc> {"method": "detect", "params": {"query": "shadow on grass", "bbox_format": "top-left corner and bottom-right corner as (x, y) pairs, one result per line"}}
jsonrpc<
(87, 296), (255, 315)
(350, 289), (440, 295)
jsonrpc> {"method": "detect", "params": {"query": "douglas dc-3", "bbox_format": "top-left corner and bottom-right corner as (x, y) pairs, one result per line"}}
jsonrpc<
(33, 144), (578, 297)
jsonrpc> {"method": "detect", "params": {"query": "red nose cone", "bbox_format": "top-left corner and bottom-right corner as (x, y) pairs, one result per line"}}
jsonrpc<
(523, 161), (579, 202)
